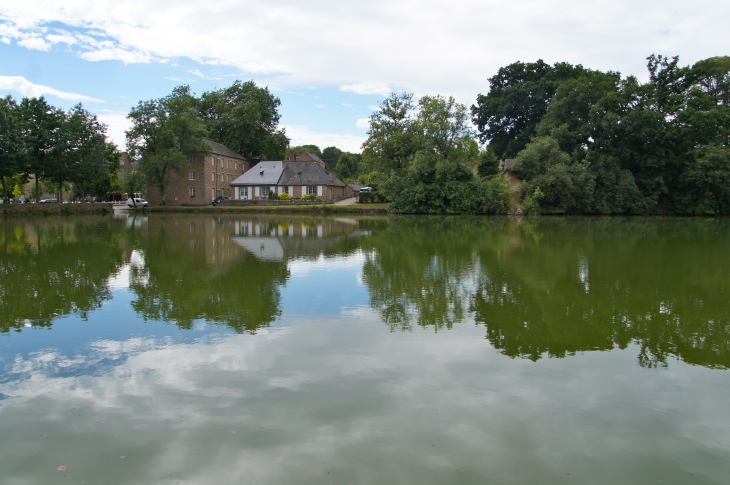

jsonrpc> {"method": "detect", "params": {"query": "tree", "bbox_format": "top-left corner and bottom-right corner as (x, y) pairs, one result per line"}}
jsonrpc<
(417, 95), (475, 159)
(321, 146), (343, 170)
(44, 104), (109, 201)
(336, 153), (358, 180)
(127, 86), (209, 205)
(0, 96), (25, 203)
(19, 96), (64, 201)
(198, 80), (288, 160)
(471, 60), (586, 158)
(477, 147), (500, 177)
(362, 92), (421, 175)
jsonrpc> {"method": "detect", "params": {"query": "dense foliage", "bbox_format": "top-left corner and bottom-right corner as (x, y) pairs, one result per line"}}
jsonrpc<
(473, 55), (730, 214)
(198, 80), (289, 160)
(362, 93), (510, 214)
(0, 95), (118, 203)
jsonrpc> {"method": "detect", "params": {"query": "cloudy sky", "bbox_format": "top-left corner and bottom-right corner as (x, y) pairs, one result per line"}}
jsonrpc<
(0, 0), (728, 152)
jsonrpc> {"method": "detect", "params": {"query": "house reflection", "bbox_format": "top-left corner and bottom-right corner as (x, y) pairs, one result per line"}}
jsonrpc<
(128, 216), (365, 334)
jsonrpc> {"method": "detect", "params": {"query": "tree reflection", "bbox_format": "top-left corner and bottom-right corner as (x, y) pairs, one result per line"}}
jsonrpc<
(128, 216), (365, 333)
(0, 217), (126, 333)
(363, 217), (730, 369)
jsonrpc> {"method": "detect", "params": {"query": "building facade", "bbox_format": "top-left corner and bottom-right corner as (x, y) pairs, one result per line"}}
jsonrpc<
(146, 139), (250, 206)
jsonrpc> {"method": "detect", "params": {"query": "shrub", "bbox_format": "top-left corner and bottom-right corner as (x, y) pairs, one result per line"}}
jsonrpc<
(268, 190), (278, 200)
(358, 191), (386, 204)
(483, 175), (513, 213)
(279, 192), (291, 200)
(61, 204), (76, 216)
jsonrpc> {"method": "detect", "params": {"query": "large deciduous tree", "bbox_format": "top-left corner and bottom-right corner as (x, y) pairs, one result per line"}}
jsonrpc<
(0, 96), (25, 203)
(127, 86), (209, 205)
(20, 96), (64, 201)
(198, 80), (288, 160)
(471, 60), (586, 158)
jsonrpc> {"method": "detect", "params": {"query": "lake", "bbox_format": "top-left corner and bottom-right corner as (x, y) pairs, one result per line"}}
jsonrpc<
(1, 214), (729, 484)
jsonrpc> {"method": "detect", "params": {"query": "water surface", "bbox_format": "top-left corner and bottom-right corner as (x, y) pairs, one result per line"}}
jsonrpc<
(1, 215), (729, 484)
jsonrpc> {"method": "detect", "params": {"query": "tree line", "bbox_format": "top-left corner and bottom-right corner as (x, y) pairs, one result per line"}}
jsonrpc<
(0, 96), (117, 203)
(359, 54), (730, 214)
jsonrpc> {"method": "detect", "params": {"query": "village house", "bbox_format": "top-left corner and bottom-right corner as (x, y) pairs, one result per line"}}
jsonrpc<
(230, 151), (349, 201)
(146, 138), (251, 206)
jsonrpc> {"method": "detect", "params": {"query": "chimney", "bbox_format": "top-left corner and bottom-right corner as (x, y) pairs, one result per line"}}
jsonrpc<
(288, 150), (295, 161)
(331, 168), (338, 180)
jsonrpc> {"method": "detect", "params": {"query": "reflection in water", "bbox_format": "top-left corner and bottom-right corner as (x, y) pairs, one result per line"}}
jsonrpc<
(0, 217), (127, 333)
(1, 215), (729, 369)
(2, 215), (730, 484)
(362, 217), (730, 369)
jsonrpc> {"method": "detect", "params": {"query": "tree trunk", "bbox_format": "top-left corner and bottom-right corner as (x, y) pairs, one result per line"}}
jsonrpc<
(1, 175), (7, 204)
(35, 174), (39, 202)
(58, 180), (63, 203)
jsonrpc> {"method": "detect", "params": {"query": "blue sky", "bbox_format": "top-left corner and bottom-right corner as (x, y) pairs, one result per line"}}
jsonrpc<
(1, 0), (728, 153)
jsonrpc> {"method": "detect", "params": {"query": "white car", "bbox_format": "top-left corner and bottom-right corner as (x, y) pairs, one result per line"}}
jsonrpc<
(127, 197), (148, 208)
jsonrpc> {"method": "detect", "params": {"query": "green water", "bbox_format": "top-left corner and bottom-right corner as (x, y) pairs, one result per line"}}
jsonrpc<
(1, 215), (729, 484)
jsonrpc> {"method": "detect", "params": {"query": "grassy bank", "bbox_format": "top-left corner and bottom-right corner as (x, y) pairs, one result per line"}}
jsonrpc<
(1, 203), (114, 218)
(146, 203), (390, 215)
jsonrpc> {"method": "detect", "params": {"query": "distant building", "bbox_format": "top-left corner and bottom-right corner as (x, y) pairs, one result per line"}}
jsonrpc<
(230, 151), (348, 201)
(146, 138), (251, 206)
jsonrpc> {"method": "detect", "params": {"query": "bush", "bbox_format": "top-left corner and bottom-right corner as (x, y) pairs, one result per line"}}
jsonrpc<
(268, 190), (278, 200)
(358, 191), (386, 204)
(302, 193), (319, 201)
(61, 204), (76, 216)
(382, 152), (485, 214)
(483, 175), (513, 213)
(279, 192), (291, 200)
(522, 186), (544, 215)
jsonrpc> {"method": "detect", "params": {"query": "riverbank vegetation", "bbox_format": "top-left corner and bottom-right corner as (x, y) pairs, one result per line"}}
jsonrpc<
(0, 96), (117, 203)
(472, 55), (730, 215)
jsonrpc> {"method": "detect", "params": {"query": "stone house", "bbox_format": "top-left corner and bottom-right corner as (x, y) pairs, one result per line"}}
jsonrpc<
(146, 138), (251, 206)
(230, 153), (348, 201)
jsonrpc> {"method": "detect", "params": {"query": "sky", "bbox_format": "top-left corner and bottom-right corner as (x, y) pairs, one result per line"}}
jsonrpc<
(0, 0), (728, 153)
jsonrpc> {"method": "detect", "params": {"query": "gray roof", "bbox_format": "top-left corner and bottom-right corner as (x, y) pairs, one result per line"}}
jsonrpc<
(348, 184), (363, 192)
(279, 161), (345, 187)
(205, 138), (247, 160)
(231, 161), (285, 185)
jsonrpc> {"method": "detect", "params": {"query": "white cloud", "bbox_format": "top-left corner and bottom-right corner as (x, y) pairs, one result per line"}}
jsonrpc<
(188, 69), (204, 77)
(340, 82), (391, 96)
(355, 118), (370, 129)
(80, 47), (155, 64)
(0, 75), (104, 102)
(341, 102), (354, 109)
(282, 125), (366, 153)
(96, 111), (131, 150)
(17, 35), (50, 51)
(0, 0), (728, 103)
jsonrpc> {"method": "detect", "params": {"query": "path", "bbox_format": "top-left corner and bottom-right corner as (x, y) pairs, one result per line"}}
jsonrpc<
(334, 197), (357, 205)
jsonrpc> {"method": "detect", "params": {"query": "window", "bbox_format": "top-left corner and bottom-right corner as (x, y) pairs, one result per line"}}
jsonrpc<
(189, 171), (195, 180)
(211, 173), (215, 182)
(241, 187), (249, 198)
(283, 186), (289, 194)
(308, 186), (317, 195)
(211, 157), (215, 166)
(212, 189), (215, 200)
(189, 187), (195, 197)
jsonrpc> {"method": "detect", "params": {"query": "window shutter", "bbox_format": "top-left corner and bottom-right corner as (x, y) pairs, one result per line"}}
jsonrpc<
(255, 186), (260, 197)
(317, 186), (322, 197)
(302, 186), (306, 196)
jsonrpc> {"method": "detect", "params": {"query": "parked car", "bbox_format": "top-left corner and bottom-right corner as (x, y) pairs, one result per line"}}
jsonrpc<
(359, 187), (374, 193)
(127, 197), (148, 208)
(39, 199), (58, 204)
(212, 196), (230, 206)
